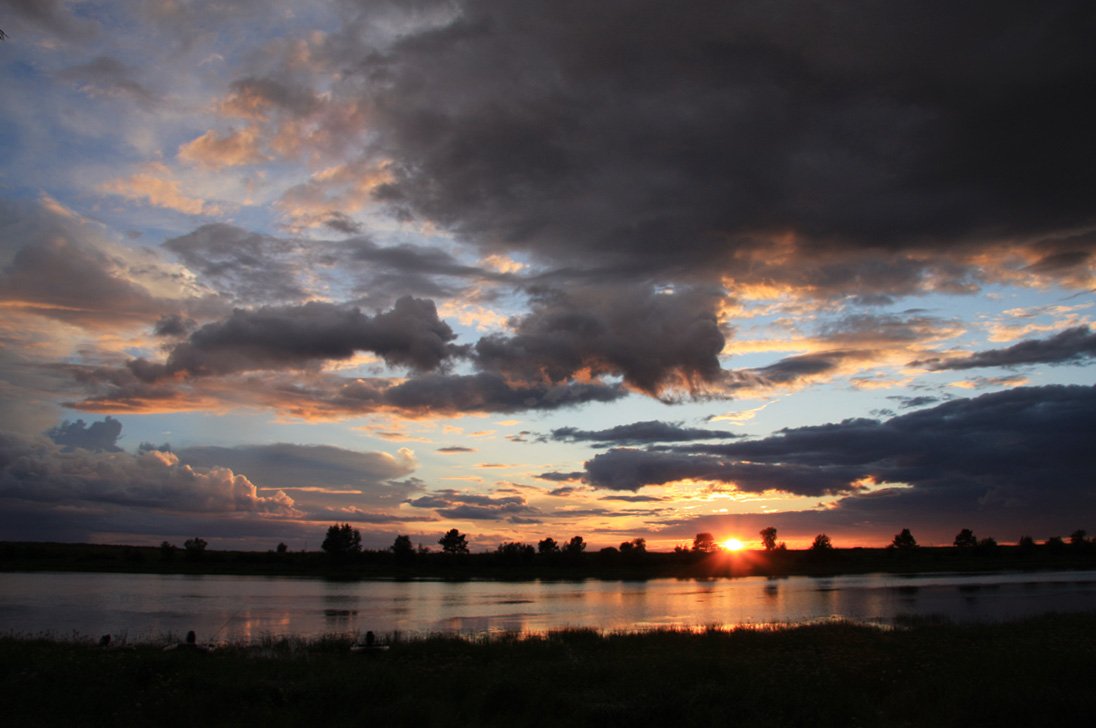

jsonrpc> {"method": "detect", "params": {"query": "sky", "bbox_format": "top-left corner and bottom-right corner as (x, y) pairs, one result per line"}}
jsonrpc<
(1, 0), (1094, 552)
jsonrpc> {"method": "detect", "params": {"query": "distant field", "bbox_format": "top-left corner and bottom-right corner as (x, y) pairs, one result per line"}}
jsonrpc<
(2, 540), (1095, 580)
(2, 613), (1094, 727)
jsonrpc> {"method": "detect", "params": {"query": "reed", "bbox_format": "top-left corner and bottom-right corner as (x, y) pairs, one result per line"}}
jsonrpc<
(2, 613), (1094, 726)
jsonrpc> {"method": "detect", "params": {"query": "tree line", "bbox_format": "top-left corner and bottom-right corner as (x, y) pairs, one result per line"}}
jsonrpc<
(315, 523), (1095, 562)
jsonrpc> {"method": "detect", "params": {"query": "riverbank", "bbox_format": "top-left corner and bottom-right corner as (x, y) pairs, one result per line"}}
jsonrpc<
(2, 613), (1093, 727)
(3, 540), (1094, 580)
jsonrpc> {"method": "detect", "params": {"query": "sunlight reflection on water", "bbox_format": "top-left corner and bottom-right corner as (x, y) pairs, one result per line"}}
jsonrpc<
(1, 570), (1093, 643)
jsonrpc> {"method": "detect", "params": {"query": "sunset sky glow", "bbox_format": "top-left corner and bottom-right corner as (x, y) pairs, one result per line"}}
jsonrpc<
(1, 1), (1094, 552)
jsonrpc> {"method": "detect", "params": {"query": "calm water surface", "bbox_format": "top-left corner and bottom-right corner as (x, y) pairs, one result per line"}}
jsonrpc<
(2, 570), (1094, 643)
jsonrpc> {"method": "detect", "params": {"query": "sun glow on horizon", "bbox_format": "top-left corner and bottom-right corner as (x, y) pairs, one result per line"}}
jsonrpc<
(722, 538), (744, 551)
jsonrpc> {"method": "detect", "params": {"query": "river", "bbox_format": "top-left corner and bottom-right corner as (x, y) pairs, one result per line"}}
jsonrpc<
(2, 570), (1094, 643)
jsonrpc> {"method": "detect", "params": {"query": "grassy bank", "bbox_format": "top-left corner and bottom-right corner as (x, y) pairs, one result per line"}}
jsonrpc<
(3, 540), (1095, 581)
(2, 613), (1094, 726)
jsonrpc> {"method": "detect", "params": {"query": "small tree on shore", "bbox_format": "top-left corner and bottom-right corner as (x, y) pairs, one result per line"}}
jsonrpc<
(538, 537), (559, 554)
(391, 534), (415, 562)
(183, 537), (207, 561)
(438, 529), (469, 555)
(322, 523), (362, 559)
(954, 528), (977, 548)
(562, 536), (586, 555)
(891, 528), (918, 550)
(760, 527), (778, 552)
(810, 534), (833, 551)
(692, 533), (716, 553)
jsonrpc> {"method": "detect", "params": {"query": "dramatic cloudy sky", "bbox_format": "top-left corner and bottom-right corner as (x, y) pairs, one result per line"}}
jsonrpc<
(1, 0), (1094, 550)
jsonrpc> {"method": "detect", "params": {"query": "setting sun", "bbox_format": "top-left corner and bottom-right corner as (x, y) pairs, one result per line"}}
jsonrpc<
(722, 538), (744, 551)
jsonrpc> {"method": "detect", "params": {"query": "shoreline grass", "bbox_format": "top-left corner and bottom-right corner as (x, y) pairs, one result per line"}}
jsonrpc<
(3, 612), (1094, 726)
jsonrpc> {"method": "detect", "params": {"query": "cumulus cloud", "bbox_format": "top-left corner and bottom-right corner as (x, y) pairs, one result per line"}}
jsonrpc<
(0, 432), (297, 516)
(175, 443), (418, 506)
(47, 417), (123, 452)
(127, 297), (462, 380)
(473, 284), (727, 396)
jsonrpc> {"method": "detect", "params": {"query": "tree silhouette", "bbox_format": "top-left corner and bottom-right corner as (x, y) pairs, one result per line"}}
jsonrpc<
(438, 528), (469, 555)
(954, 528), (977, 548)
(619, 537), (646, 554)
(183, 537), (207, 561)
(562, 535), (586, 555)
(160, 541), (176, 562)
(1069, 529), (1087, 545)
(760, 527), (778, 552)
(810, 533), (833, 550)
(891, 528), (918, 549)
(391, 534), (414, 562)
(495, 542), (535, 564)
(692, 533), (716, 553)
(538, 537), (559, 554)
(322, 523), (362, 558)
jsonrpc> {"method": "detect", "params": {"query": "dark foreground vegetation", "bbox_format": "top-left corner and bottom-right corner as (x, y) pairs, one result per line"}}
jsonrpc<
(2, 613), (1094, 727)
(2, 538), (1094, 581)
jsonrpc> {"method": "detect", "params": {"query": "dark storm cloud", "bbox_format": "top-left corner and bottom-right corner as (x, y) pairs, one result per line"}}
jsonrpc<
(46, 417), (122, 452)
(163, 223), (503, 310)
(129, 297), (462, 379)
(916, 326), (1096, 370)
(175, 443), (417, 503)
(359, 0), (1096, 289)
(583, 447), (859, 496)
(65, 363), (627, 418)
(472, 285), (726, 396)
(153, 313), (197, 337)
(347, 238), (489, 279)
(689, 385), (1095, 515)
(747, 351), (853, 386)
(552, 420), (737, 446)
(376, 372), (626, 414)
(342, 236), (506, 306)
(580, 385), (1096, 510)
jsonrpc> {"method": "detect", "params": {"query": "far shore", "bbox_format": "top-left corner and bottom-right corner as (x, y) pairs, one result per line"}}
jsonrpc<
(3, 539), (1094, 581)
